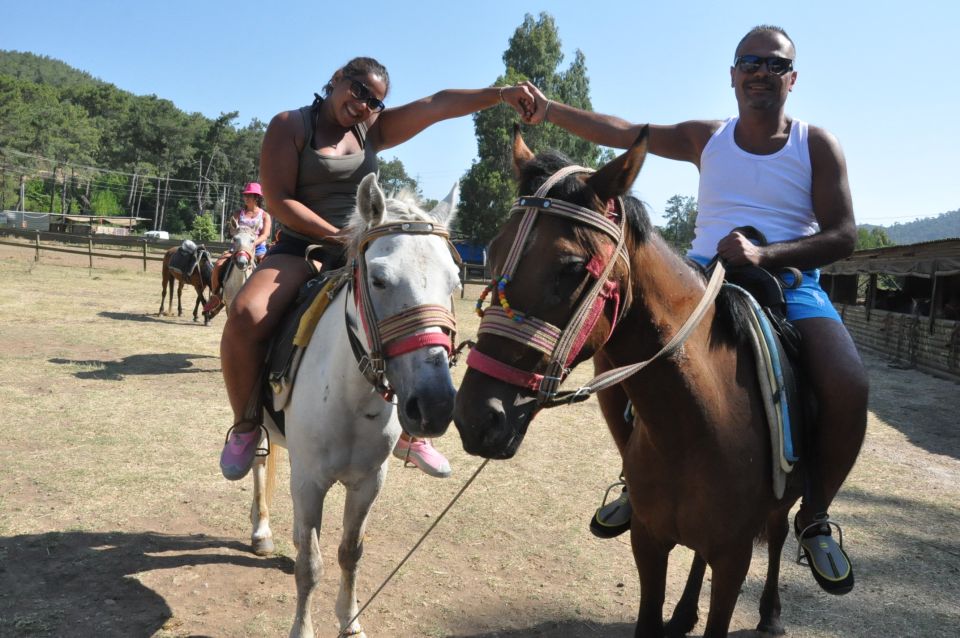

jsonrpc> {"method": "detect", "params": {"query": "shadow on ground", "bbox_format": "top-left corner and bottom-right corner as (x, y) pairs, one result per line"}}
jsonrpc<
(0, 530), (293, 638)
(49, 353), (218, 380)
(862, 351), (960, 460)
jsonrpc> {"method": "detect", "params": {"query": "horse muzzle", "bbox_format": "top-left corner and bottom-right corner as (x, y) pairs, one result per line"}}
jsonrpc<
(453, 370), (538, 459)
(389, 348), (457, 437)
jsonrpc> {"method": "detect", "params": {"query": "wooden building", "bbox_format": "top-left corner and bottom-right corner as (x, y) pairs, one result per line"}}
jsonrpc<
(821, 239), (960, 380)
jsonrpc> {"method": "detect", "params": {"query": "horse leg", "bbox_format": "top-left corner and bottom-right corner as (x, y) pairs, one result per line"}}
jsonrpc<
(250, 439), (275, 556)
(757, 507), (791, 636)
(630, 522), (672, 638)
(176, 279), (184, 316)
(664, 552), (707, 637)
(290, 473), (333, 638)
(701, 540), (753, 638)
(159, 272), (168, 316)
(335, 467), (386, 638)
(193, 288), (204, 322)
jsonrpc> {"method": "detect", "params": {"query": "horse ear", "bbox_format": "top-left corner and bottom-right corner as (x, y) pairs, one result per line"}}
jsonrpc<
(357, 173), (386, 226)
(585, 126), (649, 200)
(512, 124), (535, 181)
(429, 181), (459, 226)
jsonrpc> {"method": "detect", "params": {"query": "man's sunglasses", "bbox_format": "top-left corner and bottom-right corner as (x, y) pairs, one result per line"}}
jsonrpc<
(734, 55), (794, 75)
(348, 78), (385, 113)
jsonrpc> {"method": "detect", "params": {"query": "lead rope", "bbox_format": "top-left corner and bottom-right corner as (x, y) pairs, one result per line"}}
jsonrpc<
(337, 458), (490, 637)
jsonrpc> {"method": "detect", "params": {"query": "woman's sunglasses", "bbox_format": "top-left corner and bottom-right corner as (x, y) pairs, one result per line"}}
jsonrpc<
(734, 55), (794, 76)
(348, 79), (386, 113)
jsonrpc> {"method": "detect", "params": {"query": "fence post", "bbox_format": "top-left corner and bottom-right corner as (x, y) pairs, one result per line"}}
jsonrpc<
(88, 237), (93, 270)
(34, 231), (40, 262)
(460, 263), (467, 299)
(142, 240), (148, 272)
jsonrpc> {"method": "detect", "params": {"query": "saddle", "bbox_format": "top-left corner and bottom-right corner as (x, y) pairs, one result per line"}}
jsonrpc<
(709, 227), (812, 498)
(169, 240), (201, 277)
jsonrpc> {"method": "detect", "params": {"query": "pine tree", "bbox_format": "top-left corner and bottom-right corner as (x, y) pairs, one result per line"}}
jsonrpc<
(456, 12), (611, 245)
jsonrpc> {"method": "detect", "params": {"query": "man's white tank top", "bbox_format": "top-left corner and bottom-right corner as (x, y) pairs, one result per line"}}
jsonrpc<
(690, 117), (817, 257)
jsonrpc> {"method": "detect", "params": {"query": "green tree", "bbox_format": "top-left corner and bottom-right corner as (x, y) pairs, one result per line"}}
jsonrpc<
(191, 212), (218, 243)
(456, 12), (611, 245)
(661, 195), (698, 252)
(856, 226), (894, 250)
(377, 156), (421, 196)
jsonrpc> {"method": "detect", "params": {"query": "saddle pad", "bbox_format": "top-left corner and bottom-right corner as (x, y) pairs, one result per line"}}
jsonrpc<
(169, 248), (198, 277)
(266, 269), (350, 412)
(725, 283), (805, 498)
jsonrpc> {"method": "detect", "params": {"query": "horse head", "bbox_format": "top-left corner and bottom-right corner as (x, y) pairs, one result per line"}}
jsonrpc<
(453, 127), (651, 458)
(346, 172), (462, 436)
(231, 228), (257, 269)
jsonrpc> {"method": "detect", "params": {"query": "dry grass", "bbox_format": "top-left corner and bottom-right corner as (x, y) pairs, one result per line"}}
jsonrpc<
(1, 245), (958, 637)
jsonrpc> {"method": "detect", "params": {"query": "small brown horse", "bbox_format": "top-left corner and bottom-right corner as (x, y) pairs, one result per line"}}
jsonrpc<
(453, 130), (862, 637)
(158, 242), (214, 324)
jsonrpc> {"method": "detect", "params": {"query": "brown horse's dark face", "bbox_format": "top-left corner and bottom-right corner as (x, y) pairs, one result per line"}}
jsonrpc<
(453, 129), (648, 459)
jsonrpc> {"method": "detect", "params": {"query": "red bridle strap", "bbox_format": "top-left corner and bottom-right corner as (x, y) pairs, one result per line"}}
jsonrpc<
(466, 348), (545, 391)
(384, 331), (452, 357)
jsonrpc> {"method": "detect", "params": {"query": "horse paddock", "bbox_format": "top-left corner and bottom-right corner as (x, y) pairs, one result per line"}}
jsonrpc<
(1, 246), (958, 637)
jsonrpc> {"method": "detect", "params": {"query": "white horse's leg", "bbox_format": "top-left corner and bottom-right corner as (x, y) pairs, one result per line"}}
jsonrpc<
(290, 472), (332, 638)
(335, 465), (387, 638)
(250, 438), (275, 555)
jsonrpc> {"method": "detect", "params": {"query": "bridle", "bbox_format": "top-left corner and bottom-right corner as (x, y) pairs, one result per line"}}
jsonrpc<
(468, 164), (726, 409)
(345, 221), (462, 399)
(468, 165), (631, 405)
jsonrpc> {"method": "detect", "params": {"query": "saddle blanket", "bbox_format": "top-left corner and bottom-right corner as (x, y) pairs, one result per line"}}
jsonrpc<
(725, 283), (805, 499)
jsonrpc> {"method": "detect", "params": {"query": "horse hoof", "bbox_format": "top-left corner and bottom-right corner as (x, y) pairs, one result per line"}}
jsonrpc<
(757, 619), (786, 636)
(252, 537), (275, 556)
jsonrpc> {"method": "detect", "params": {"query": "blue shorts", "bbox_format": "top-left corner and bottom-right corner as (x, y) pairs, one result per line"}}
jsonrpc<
(689, 255), (841, 323)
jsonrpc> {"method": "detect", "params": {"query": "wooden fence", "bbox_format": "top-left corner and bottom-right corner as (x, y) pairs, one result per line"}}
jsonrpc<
(0, 228), (230, 271)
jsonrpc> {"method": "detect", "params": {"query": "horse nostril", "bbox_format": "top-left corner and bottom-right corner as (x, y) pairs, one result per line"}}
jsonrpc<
(404, 396), (422, 423)
(484, 398), (506, 429)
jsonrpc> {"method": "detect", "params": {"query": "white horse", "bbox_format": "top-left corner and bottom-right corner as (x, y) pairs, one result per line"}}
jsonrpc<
(222, 227), (257, 312)
(250, 173), (461, 638)
(204, 227), (257, 322)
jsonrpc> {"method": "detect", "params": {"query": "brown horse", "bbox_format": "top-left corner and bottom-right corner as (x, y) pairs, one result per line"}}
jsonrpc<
(158, 242), (214, 324)
(453, 130), (862, 637)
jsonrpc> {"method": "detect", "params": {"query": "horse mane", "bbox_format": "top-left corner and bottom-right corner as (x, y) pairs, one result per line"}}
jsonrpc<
(518, 148), (751, 348)
(342, 188), (440, 257)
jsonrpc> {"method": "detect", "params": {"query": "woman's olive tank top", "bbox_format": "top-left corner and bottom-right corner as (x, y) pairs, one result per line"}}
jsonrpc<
(292, 99), (378, 233)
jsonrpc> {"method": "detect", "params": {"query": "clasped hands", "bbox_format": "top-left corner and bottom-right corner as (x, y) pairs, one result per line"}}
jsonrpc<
(500, 81), (549, 125)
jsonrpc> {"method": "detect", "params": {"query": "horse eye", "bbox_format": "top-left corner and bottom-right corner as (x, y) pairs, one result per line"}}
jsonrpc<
(559, 259), (586, 277)
(371, 277), (387, 290)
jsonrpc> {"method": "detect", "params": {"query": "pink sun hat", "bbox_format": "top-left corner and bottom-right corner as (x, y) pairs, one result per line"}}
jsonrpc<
(242, 182), (263, 196)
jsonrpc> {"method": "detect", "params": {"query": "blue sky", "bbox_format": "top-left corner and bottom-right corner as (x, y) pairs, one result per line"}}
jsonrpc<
(5, 1), (958, 227)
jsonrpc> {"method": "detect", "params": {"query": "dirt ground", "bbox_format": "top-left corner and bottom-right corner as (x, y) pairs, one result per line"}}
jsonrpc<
(1, 243), (958, 638)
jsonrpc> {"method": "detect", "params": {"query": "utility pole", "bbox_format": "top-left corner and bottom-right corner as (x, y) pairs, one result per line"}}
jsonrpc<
(19, 174), (25, 211)
(219, 185), (228, 240)
(61, 165), (68, 220)
(49, 165), (57, 212)
(154, 175), (161, 231)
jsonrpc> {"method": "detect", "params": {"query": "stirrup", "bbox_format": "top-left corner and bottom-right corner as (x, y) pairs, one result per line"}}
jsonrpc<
(589, 477), (631, 539)
(795, 513), (854, 595)
(223, 421), (270, 457)
(795, 515), (845, 565)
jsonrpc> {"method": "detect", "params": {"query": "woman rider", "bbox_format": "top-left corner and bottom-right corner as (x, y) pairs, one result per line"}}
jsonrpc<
(219, 57), (535, 480)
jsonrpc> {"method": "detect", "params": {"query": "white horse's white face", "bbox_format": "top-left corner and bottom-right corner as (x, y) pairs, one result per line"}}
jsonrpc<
(353, 173), (461, 436)
(231, 228), (257, 268)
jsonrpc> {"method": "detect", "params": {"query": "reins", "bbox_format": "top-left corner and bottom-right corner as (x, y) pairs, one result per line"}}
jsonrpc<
(336, 458), (490, 638)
